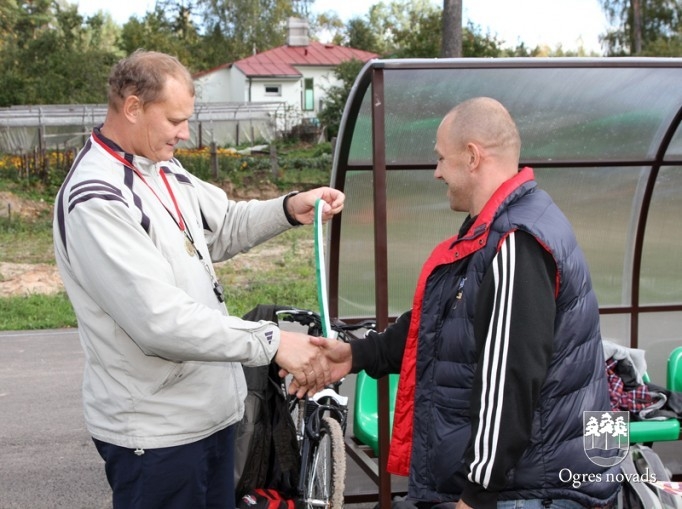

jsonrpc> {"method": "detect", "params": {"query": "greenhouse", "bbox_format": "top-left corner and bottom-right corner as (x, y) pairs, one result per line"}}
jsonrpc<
(0, 101), (287, 153)
(326, 57), (682, 504)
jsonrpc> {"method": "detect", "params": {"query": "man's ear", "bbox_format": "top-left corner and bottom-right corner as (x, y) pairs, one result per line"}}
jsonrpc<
(466, 142), (481, 170)
(122, 95), (142, 124)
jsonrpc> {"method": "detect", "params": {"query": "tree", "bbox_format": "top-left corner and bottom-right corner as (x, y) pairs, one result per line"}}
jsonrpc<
(462, 21), (508, 57)
(599, 0), (682, 55)
(0, 1), (117, 106)
(390, 7), (442, 58)
(364, 0), (436, 56)
(308, 10), (345, 45)
(318, 59), (366, 140)
(292, 0), (314, 19)
(196, 0), (295, 61)
(441, 0), (461, 57)
(119, 6), (199, 66)
(326, 1), (508, 59)
(633, 0), (643, 53)
(344, 17), (384, 54)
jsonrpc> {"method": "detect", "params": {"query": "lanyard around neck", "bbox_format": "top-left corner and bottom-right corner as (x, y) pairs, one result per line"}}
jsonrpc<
(91, 131), (188, 235)
(90, 130), (224, 302)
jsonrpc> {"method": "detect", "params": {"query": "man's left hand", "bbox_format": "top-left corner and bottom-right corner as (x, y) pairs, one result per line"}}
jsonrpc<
(286, 187), (345, 225)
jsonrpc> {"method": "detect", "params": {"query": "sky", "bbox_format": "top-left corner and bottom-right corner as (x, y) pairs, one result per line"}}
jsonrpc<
(75, 0), (609, 54)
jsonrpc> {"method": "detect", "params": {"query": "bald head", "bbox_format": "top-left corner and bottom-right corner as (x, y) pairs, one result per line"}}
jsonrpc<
(433, 97), (523, 216)
(443, 97), (521, 169)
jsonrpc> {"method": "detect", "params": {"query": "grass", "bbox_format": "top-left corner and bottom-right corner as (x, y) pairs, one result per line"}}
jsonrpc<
(217, 227), (319, 318)
(0, 205), (77, 329)
(0, 293), (77, 330)
(0, 210), (322, 331)
(0, 141), (330, 331)
(0, 209), (55, 264)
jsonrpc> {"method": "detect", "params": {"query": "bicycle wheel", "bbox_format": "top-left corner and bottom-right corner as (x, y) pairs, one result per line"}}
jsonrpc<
(302, 415), (346, 508)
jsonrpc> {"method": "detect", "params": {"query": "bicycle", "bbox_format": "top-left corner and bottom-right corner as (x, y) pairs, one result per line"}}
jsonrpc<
(276, 307), (376, 509)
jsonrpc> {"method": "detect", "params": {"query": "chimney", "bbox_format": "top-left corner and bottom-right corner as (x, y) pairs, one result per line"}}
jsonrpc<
(287, 17), (309, 47)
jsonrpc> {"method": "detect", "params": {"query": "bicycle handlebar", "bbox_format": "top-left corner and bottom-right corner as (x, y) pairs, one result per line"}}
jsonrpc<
(275, 307), (376, 342)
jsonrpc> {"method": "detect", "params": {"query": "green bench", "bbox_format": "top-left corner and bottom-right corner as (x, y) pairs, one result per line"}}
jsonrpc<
(352, 372), (399, 456)
(628, 346), (682, 444)
(352, 347), (682, 453)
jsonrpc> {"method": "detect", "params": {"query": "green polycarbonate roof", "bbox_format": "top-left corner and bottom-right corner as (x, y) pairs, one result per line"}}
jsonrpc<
(337, 58), (682, 167)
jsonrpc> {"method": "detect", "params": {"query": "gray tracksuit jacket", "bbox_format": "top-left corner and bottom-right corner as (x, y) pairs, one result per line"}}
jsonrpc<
(54, 129), (292, 449)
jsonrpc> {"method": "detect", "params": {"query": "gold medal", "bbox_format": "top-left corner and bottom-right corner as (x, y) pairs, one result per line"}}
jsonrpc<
(185, 236), (196, 257)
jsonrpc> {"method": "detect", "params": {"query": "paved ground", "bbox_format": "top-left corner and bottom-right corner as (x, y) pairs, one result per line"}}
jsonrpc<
(1, 329), (679, 509)
(0, 329), (404, 509)
(0, 329), (110, 509)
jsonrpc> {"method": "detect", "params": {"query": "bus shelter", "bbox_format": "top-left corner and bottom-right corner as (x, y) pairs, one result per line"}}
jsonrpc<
(326, 57), (682, 506)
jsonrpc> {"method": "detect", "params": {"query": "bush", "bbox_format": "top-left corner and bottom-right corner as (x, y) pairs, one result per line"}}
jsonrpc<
(0, 141), (333, 203)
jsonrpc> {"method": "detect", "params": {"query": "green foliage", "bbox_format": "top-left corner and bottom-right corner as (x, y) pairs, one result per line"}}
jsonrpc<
(343, 17), (384, 54)
(599, 0), (682, 55)
(462, 22), (510, 57)
(0, 1), (117, 106)
(0, 0), (115, 106)
(172, 145), (331, 190)
(641, 35), (682, 55)
(0, 213), (55, 265)
(216, 227), (319, 318)
(0, 293), (77, 330)
(193, 0), (295, 62)
(194, 26), (234, 70)
(0, 0), (640, 110)
(118, 5), (206, 71)
(390, 6), (442, 58)
(0, 142), (330, 330)
(317, 59), (366, 140)
(333, 1), (525, 60)
(279, 141), (333, 158)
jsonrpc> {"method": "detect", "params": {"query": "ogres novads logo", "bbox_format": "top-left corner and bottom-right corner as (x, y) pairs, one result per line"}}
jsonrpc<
(583, 411), (629, 467)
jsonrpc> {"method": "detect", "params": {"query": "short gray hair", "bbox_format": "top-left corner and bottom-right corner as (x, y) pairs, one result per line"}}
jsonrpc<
(107, 49), (195, 110)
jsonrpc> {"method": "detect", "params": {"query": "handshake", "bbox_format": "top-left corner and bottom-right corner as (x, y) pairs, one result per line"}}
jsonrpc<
(274, 330), (352, 399)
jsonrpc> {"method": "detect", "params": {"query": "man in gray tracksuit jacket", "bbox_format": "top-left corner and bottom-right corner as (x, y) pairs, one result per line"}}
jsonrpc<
(53, 50), (344, 509)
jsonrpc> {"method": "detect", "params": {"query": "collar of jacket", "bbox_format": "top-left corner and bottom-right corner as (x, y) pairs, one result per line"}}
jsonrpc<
(386, 166), (536, 477)
(452, 166), (536, 256)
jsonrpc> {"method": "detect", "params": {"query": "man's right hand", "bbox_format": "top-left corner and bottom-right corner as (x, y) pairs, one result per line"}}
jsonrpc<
(284, 336), (353, 397)
(274, 330), (333, 398)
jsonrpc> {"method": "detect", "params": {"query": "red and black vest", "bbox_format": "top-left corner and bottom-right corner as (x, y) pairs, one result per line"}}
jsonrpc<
(388, 168), (619, 506)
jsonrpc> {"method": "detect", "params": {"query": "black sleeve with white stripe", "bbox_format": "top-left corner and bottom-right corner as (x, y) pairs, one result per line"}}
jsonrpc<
(460, 230), (557, 509)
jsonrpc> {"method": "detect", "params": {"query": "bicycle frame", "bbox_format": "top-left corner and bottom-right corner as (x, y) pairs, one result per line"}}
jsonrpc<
(276, 308), (372, 508)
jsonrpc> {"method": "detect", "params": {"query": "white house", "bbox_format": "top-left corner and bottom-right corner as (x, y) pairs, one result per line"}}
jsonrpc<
(193, 18), (377, 137)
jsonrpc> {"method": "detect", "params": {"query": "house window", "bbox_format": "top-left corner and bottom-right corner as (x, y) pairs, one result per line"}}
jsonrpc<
(303, 78), (314, 111)
(264, 84), (281, 96)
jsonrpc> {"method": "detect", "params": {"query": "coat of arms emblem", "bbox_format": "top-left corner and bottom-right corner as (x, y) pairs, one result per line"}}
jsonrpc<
(583, 411), (630, 466)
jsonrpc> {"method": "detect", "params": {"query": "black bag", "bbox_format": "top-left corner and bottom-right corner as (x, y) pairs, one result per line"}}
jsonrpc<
(235, 305), (301, 501)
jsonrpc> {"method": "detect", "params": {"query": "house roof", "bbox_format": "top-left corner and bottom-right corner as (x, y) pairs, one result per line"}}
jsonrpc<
(233, 41), (377, 78)
(193, 62), (231, 80)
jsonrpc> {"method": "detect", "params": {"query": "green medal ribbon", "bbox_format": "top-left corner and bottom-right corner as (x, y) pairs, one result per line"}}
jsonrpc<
(314, 198), (332, 338)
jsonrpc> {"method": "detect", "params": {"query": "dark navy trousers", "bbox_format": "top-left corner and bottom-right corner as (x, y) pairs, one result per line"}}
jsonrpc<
(93, 425), (236, 509)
